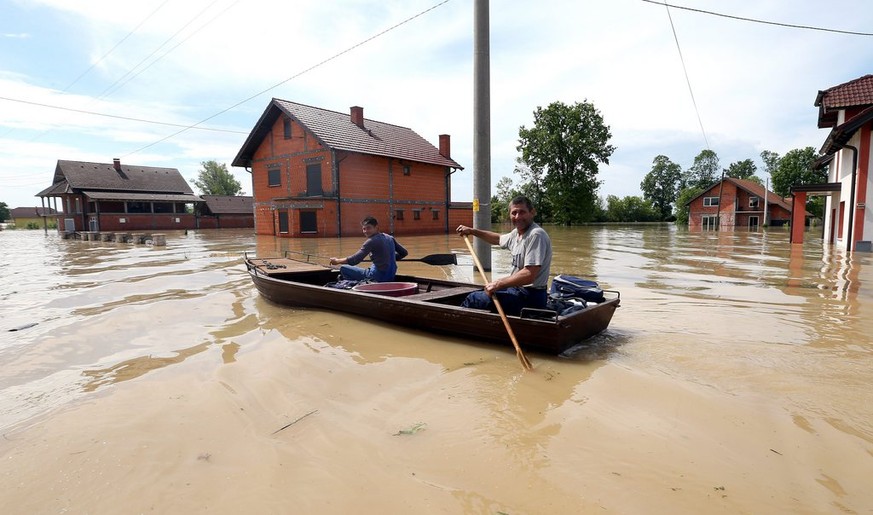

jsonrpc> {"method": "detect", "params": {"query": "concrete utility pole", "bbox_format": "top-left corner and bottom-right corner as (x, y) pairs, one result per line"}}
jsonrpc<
(473, 0), (492, 270)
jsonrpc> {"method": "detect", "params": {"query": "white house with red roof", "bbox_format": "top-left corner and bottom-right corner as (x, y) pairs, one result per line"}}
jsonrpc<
(798, 75), (873, 251)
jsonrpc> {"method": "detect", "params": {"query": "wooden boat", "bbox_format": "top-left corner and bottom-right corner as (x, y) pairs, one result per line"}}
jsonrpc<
(244, 253), (620, 354)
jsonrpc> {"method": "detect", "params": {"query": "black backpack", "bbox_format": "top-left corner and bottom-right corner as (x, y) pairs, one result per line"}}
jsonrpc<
(549, 275), (605, 303)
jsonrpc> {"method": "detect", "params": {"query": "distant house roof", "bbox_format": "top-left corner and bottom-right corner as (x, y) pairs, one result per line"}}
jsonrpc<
(815, 74), (873, 128)
(37, 159), (200, 202)
(686, 177), (794, 213)
(200, 195), (253, 215)
(232, 99), (463, 170)
(10, 207), (58, 219)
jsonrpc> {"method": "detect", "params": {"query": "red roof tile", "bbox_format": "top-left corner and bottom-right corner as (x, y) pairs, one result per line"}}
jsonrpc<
(816, 75), (873, 109)
(233, 99), (463, 170)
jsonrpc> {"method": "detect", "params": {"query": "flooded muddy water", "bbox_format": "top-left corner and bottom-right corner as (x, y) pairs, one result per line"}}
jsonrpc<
(1, 226), (871, 514)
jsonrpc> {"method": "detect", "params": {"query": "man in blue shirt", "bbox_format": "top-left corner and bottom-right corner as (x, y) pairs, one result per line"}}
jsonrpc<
(456, 195), (552, 316)
(330, 216), (408, 282)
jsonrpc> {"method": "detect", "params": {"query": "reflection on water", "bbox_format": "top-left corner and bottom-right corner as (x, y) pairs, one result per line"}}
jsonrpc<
(1, 226), (872, 444)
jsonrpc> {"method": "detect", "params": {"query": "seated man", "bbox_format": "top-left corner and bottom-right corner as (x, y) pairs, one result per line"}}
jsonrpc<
(456, 195), (552, 316)
(330, 216), (408, 282)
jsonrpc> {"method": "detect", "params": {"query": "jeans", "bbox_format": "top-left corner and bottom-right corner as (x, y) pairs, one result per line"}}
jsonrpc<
(339, 263), (397, 282)
(460, 287), (548, 317)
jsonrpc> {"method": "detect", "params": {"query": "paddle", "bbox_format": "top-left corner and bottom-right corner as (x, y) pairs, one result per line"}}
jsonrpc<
(384, 253), (457, 266)
(462, 235), (533, 371)
(284, 250), (457, 266)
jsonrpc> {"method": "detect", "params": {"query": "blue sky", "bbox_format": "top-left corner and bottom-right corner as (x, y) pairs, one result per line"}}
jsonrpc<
(2, 0), (872, 211)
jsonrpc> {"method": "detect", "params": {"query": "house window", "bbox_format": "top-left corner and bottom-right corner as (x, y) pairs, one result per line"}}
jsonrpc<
(402, 165), (411, 176)
(306, 163), (323, 196)
(278, 211), (289, 233)
(749, 196), (760, 209)
(702, 215), (719, 230)
(395, 209), (404, 221)
(300, 211), (317, 233)
(268, 167), (281, 187)
(413, 209), (421, 220)
(703, 197), (719, 207)
(75, 197), (82, 214)
(432, 210), (439, 220)
(127, 201), (150, 213)
(283, 118), (292, 139)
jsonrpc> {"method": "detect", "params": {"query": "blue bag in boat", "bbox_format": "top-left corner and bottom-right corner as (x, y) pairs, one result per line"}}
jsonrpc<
(549, 275), (605, 303)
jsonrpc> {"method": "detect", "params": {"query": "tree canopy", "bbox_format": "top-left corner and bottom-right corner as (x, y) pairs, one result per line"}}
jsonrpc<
(640, 155), (682, 220)
(681, 149), (720, 190)
(194, 160), (243, 196)
(0, 201), (9, 222)
(516, 100), (615, 224)
(769, 147), (823, 197)
(725, 159), (757, 180)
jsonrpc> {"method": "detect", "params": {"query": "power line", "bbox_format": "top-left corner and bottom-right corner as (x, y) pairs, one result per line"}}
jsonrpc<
(61, 0), (172, 93)
(122, 0), (453, 157)
(662, 2), (709, 149)
(0, 95), (248, 133)
(642, 0), (873, 36)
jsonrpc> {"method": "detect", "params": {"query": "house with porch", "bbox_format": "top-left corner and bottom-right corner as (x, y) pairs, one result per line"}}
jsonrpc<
(37, 159), (201, 233)
(686, 177), (795, 230)
(231, 99), (469, 237)
(794, 74), (873, 251)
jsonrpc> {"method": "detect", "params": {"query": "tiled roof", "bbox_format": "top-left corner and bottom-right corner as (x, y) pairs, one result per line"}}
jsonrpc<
(10, 207), (58, 218)
(815, 75), (873, 128)
(49, 160), (194, 194)
(686, 178), (793, 213)
(232, 99), (463, 170)
(200, 195), (254, 214)
(815, 75), (873, 109)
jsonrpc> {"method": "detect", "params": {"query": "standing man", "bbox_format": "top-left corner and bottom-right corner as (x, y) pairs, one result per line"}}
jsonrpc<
(456, 195), (552, 316)
(330, 216), (408, 282)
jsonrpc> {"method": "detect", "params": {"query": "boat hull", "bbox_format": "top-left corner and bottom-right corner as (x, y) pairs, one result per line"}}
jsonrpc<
(245, 256), (619, 354)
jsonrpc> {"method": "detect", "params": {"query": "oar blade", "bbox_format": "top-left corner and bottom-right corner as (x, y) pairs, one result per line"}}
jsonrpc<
(418, 253), (458, 266)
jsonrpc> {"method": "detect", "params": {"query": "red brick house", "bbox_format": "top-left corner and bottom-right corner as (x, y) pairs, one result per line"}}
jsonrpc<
(231, 99), (468, 237)
(37, 159), (200, 233)
(796, 74), (873, 251)
(686, 178), (795, 230)
(196, 195), (254, 229)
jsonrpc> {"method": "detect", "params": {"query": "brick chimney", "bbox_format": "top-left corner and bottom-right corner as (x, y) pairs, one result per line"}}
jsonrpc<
(439, 134), (451, 159)
(350, 106), (364, 128)
(113, 158), (121, 171)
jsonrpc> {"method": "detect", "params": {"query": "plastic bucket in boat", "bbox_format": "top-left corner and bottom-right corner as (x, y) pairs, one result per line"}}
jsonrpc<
(352, 282), (418, 297)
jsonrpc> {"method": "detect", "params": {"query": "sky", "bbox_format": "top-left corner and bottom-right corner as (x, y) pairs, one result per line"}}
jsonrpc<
(2, 0), (872, 211)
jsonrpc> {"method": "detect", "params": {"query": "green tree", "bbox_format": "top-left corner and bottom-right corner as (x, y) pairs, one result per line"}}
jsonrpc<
(674, 186), (704, 226)
(491, 176), (516, 223)
(0, 201), (10, 222)
(604, 195), (659, 222)
(760, 150), (781, 178)
(194, 160), (243, 196)
(725, 159), (757, 180)
(640, 155), (682, 220)
(770, 147), (823, 197)
(516, 100), (615, 224)
(681, 149), (720, 190)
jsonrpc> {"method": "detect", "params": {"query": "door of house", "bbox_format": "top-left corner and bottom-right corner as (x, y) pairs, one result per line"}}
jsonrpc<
(748, 216), (759, 230)
(278, 211), (289, 234)
(702, 215), (718, 231)
(830, 208), (836, 244)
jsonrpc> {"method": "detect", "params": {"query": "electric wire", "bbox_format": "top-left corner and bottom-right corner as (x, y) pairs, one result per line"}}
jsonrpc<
(642, 0), (873, 37)
(662, 1), (709, 149)
(121, 0), (452, 158)
(0, 95), (248, 133)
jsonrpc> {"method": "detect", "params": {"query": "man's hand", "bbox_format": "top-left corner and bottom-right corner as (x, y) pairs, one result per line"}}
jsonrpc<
(456, 225), (472, 236)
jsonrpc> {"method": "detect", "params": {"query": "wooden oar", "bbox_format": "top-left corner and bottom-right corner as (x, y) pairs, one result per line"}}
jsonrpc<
(462, 235), (533, 371)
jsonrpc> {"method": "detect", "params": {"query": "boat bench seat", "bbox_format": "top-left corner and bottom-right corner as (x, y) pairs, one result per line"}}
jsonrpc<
(407, 286), (481, 302)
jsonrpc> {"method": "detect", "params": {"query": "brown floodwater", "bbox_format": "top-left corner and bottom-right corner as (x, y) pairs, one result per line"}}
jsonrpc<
(0, 226), (871, 514)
